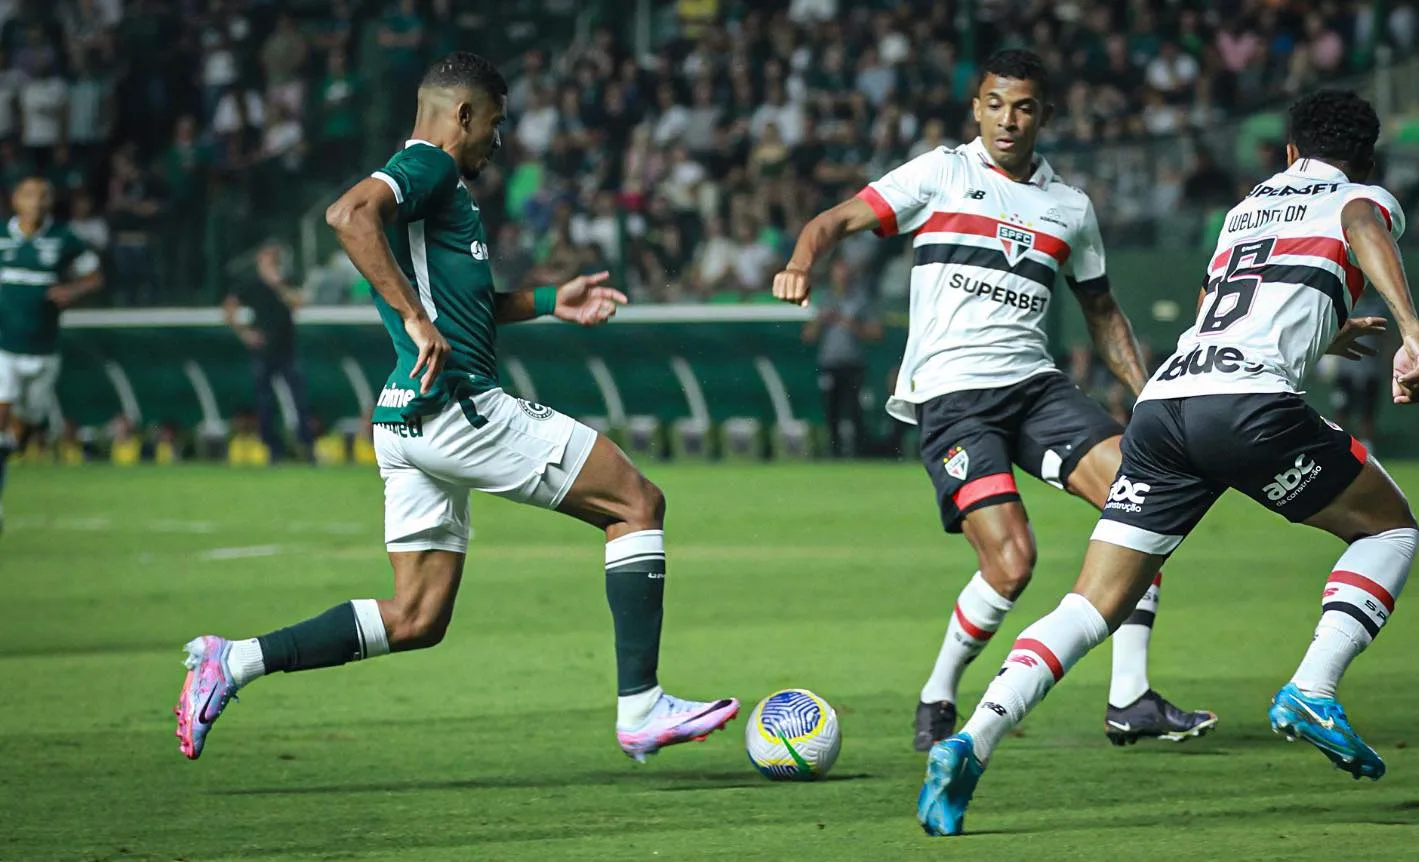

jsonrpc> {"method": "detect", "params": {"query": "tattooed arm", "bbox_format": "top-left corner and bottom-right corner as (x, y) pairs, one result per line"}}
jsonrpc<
(1072, 279), (1149, 397)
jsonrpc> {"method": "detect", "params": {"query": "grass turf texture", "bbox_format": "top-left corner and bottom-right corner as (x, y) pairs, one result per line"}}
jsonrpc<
(4, 463), (1419, 861)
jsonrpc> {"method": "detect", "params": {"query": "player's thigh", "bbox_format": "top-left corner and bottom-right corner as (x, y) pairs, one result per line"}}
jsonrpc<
(917, 390), (1022, 535)
(1305, 457), (1416, 541)
(1089, 398), (1220, 559)
(1212, 394), (1383, 532)
(1014, 372), (1125, 499)
(375, 425), (472, 555)
(19, 354), (60, 422)
(401, 389), (601, 516)
(557, 433), (663, 532)
(0, 350), (23, 411)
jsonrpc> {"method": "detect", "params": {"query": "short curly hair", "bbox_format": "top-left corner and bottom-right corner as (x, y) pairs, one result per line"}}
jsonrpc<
(981, 49), (1051, 102)
(1288, 89), (1379, 170)
(421, 52), (507, 98)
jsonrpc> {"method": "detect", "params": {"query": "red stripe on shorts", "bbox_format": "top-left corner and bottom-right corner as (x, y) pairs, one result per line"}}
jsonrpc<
(1349, 436), (1368, 464)
(952, 473), (1019, 511)
(1328, 570), (1395, 612)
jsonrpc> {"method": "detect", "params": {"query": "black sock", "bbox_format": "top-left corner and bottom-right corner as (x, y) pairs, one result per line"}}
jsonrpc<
(257, 602), (364, 674)
(605, 530), (666, 696)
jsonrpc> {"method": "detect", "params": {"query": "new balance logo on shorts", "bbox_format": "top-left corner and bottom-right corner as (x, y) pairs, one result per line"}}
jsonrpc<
(1106, 475), (1150, 513)
(1263, 454), (1320, 504)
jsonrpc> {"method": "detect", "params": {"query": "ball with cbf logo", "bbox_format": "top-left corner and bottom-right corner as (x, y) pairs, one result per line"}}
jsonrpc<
(745, 689), (842, 780)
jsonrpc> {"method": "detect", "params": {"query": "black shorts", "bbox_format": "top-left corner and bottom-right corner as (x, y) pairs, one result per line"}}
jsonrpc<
(918, 372), (1125, 532)
(1095, 392), (1367, 555)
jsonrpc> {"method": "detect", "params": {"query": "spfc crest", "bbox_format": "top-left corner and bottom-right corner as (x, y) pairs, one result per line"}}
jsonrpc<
(995, 224), (1034, 267)
(944, 445), (969, 480)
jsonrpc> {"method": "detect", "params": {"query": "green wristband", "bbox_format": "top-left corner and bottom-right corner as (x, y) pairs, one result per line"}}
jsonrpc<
(533, 286), (558, 318)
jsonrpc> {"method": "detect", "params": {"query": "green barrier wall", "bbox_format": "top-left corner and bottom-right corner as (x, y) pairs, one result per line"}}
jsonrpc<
(56, 269), (1415, 456)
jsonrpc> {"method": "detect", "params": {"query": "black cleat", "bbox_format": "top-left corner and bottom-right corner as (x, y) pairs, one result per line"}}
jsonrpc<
(914, 700), (958, 752)
(1106, 689), (1218, 746)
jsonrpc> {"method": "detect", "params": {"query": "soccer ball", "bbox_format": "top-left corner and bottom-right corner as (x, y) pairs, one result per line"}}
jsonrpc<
(745, 689), (842, 780)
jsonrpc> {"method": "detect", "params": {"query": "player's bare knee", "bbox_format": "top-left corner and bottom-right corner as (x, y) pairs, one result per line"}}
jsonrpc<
(983, 534), (1037, 598)
(621, 475), (665, 531)
(384, 601), (453, 651)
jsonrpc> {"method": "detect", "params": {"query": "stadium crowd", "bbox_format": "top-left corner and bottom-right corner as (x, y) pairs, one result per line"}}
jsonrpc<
(0, 0), (1409, 306)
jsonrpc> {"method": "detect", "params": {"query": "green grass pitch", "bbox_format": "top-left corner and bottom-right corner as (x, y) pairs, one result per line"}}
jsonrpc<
(3, 462), (1418, 860)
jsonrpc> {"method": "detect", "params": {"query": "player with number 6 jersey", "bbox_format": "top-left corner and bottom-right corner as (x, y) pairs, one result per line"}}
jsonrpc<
(921, 89), (1419, 837)
(772, 49), (1215, 753)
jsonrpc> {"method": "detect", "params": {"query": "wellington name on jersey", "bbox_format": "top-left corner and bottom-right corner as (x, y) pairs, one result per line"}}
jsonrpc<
(857, 137), (1108, 423)
(1140, 158), (1406, 403)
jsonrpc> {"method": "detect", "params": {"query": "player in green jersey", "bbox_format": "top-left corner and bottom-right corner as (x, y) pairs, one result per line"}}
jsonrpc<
(174, 53), (739, 762)
(0, 177), (103, 533)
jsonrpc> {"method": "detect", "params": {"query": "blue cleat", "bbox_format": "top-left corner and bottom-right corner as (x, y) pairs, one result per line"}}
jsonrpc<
(917, 732), (986, 836)
(1268, 683), (1384, 780)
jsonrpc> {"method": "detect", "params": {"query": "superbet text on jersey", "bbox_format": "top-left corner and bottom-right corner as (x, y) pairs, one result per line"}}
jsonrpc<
(856, 138), (1109, 423)
(1141, 157), (1406, 403)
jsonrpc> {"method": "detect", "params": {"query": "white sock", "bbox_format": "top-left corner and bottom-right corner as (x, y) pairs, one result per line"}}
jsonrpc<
(226, 638), (266, 688)
(617, 685), (664, 729)
(961, 593), (1109, 763)
(920, 572), (1014, 704)
(351, 598), (391, 659)
(1108, 572), (1160, 707)
(1292, 527), (1415, 699)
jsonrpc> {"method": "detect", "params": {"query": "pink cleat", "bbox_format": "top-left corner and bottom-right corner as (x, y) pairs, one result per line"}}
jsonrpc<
(173, 636), (239, 760)
(616, 693), (740, 762)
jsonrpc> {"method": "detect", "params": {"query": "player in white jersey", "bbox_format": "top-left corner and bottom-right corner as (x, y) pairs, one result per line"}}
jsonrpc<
(918, 90), (1419, 837)
(772, 50), (1214, 751)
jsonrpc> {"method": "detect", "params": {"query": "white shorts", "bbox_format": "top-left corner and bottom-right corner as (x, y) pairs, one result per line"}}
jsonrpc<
(0, 350), (61, 423)
(374, 387), (598, 553)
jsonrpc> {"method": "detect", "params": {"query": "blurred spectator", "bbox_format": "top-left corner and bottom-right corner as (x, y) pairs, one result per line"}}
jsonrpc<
(106, 146), (159, 304)
(314, 50), (360, 182)
(804, 258), (881, 458)
(1328, 291), (1389, 449)
(66, 50), (115, 158)
(261, 12), (308, 118)
(1146, 42), (1199, 102)
(19, 52), (66, 167)
(222, 241), (313, 462)
(0, 49), (22, 143)
(516, 86), (559, 157)
(378, 0), (426, 98)
(1183, 148), (1235, 210)
(68, 189), (108, 256)
(46, 143), (86, 204)
(308, 0), (357, 65)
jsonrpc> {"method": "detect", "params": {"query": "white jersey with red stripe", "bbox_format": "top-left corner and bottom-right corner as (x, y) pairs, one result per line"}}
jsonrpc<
(857, 137), (1108, 423)
(1139, 158), (1406, 403)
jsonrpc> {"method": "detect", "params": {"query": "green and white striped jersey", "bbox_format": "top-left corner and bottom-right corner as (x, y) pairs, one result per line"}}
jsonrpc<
(0, 217), (99, 356)
(369, 141), (499, 423)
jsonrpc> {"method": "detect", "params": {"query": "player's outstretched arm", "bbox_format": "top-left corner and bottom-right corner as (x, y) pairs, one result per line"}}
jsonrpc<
(494, 271), (628, 326)
(1341, 197), (1419, 402)
(772, 197), (880, 306)
(325, 178), (448, 394)
(1071, 282), (1149, 396)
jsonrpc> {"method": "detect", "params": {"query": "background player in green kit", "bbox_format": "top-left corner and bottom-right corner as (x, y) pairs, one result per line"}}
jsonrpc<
(0, 177), (103, 533)
(174, 53), (739, 762)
